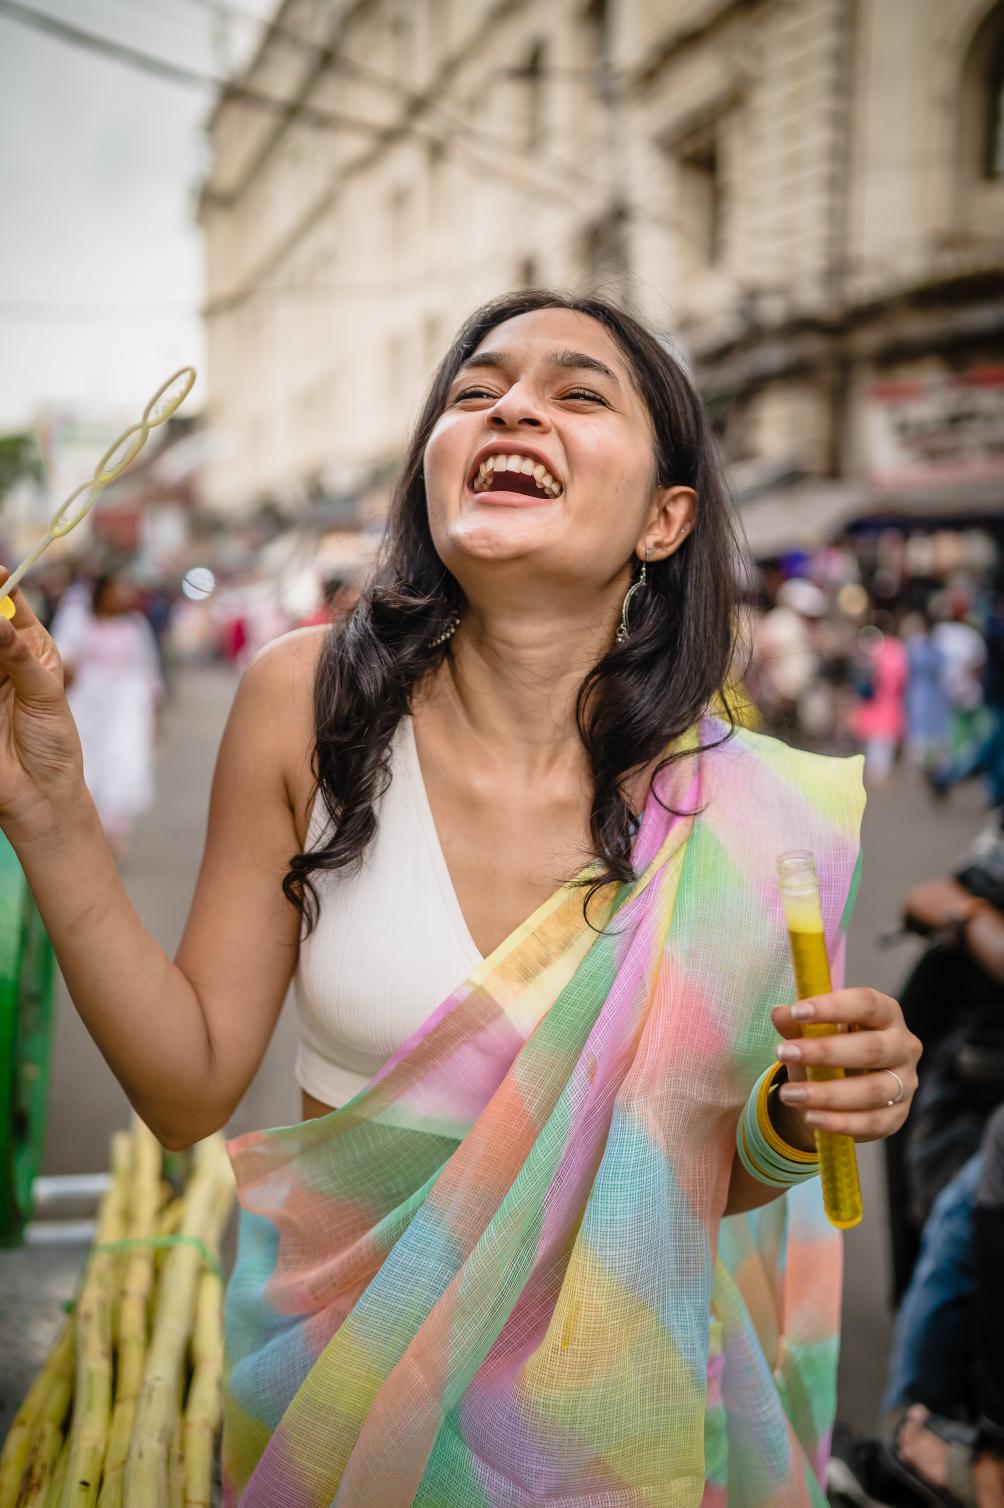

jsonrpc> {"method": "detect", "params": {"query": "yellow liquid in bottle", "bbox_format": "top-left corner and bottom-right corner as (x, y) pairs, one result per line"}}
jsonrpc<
(784, 922), (863, 1230)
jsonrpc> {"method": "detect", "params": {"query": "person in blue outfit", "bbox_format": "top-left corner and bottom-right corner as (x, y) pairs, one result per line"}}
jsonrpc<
(830, 1105), (1004, 1508)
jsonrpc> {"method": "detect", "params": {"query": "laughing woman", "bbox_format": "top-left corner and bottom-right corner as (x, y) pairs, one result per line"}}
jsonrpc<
(0, 292), (919, 1506)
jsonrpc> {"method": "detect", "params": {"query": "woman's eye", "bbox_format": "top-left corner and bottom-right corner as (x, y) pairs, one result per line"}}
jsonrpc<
(451, 385), (608, 404)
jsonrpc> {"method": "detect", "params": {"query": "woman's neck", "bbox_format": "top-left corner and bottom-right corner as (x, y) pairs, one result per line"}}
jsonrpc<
(421, 603), (612, 783)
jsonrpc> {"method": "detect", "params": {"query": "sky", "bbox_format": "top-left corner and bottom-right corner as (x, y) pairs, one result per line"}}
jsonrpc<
(0, 0), (273, 430)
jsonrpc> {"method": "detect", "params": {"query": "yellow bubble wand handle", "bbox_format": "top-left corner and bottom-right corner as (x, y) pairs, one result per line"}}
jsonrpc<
(0, 367), (197, 618)
(778, 850), (863, 1230)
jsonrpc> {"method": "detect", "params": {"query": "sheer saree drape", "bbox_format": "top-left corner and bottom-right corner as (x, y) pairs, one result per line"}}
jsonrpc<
(223, 718), (865, 1507)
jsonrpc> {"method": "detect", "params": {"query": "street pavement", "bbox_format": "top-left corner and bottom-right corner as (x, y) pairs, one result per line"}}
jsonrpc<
(0, 662), (987, 1440)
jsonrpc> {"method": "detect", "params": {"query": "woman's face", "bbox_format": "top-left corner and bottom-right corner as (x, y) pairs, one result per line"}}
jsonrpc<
(423, 307), (691, 595)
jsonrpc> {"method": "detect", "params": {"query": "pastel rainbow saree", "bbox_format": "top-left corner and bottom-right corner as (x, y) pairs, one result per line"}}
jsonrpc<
(223, 717), (865, 1506)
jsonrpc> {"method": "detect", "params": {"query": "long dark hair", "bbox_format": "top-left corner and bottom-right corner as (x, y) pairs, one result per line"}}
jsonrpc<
(283, 290), (744, 935)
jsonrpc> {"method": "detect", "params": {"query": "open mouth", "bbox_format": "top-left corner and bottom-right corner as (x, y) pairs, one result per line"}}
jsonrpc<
(469, 453), (563, 499)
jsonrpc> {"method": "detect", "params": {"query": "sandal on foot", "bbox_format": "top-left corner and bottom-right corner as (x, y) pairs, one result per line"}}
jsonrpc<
(880, 1409), (980, 1508)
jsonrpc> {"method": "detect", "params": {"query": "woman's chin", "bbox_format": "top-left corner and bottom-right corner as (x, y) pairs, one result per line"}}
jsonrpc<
(445, 511), (560, 561)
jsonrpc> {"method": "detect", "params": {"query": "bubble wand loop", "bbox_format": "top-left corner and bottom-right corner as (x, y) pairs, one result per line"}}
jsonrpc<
(0, 367), (197, 618)
(777, 850), (863, 1230)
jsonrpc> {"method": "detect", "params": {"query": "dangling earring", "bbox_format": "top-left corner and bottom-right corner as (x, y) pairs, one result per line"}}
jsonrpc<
(615, 547), (649, 645)
(430, 611), (460, 648)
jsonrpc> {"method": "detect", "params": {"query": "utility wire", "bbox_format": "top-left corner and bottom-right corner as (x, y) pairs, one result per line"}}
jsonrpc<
(1, 0), (684, 319)
(169, 0), (635, 220)
(0, 0), (622, 210)
(170, 0), (593, 174)
(0, 0), (413, 140)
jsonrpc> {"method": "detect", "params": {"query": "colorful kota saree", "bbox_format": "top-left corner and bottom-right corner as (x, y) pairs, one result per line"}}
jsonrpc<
(223, 716), (866, 1507)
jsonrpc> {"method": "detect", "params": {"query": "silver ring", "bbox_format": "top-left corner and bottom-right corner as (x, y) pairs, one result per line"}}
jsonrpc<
(882, 1069), (905, 1106)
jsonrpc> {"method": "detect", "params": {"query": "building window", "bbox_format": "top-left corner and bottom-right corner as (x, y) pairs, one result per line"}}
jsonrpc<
(958, 1), (1004, 181)
(987, 43), (1004, 177)
(676, 126), (723, 270)
(579, 212), (623, 289)
(522, 41), (547, 150)
(580, 0), (607, 76)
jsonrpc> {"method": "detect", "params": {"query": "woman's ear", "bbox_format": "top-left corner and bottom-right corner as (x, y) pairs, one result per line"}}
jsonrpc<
(641, 486), (696, 562)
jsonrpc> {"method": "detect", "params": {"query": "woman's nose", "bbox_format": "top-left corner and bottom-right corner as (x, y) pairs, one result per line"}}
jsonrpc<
(486, 388), (546, 429)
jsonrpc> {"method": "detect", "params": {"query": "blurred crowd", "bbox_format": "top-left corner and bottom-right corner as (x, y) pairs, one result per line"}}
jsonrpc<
(745, 526), (999, 800)
(20, 553), (361, 860)
(17, 521), (999, 856)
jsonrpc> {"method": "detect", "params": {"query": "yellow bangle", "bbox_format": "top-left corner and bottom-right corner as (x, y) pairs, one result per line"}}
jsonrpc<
(756, 1061), (819, 1165)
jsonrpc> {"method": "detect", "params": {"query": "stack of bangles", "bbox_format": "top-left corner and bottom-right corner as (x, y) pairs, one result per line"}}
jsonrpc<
(736, 1061), (821, 1189)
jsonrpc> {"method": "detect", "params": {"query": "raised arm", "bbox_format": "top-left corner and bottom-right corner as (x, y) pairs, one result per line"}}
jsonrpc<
(0, 579), (321, 1148)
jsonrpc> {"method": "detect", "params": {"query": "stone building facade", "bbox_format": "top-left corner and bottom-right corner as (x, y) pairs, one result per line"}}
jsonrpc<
(199, 0), (1004, 539)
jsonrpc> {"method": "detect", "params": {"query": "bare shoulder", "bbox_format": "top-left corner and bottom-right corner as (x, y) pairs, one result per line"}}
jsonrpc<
(236, 627), (328, 843)
(246, 624), (327, 687)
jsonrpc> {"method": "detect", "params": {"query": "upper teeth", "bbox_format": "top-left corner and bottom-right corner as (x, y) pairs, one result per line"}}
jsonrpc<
(472, 453), (562, 496)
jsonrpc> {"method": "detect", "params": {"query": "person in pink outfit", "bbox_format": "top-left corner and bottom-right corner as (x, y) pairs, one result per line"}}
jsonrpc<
(852, 627), (908, 784)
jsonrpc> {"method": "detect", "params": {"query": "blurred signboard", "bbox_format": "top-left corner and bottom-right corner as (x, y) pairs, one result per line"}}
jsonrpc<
(867, 366), (1004, 490)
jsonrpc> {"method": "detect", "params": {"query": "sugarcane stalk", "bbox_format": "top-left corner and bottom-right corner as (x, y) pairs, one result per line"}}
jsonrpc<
(14, 1415), (66, 1508)
(58, 1132), (132, 1508)
(179, 1273), (222, 1508)
(96, 1119), (162, 1508)
(167, 1410), (184, 1508)
(15, 1319), (76, 1508)
(156, 1199), (184, 1243)
(182, 1169), (234, 1508)
(125, 1138), (230, 1508)
(0, 1324), (74, 1508)
(44, 1437), (69, 1508)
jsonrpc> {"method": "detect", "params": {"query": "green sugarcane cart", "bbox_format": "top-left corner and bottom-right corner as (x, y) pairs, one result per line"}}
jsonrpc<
(0, 829), (56, 1246)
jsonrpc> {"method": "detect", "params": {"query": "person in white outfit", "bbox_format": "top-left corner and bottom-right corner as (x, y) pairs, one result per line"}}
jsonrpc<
(50, 568), (163, 861)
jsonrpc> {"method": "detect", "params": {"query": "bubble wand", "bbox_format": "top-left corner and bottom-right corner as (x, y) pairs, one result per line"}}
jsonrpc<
(777, 850), (863, 1230)
(0, 367), (197, 619)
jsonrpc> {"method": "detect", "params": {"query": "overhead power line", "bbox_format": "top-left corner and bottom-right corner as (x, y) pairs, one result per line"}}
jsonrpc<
(0, 0), (619, 208)
(0, 0), (402, 139)
(171, 0), (559, 158)
(1, 0), (687, 319)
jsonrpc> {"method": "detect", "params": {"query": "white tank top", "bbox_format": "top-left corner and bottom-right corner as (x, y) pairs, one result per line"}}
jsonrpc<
(293, 714), (485, 1106)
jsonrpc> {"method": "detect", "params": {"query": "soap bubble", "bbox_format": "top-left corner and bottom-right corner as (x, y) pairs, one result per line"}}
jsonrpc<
(181, 566), (216, 601)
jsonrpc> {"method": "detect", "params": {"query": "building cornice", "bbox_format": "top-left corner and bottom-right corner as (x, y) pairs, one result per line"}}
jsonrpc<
(692, 271), (1004, 398)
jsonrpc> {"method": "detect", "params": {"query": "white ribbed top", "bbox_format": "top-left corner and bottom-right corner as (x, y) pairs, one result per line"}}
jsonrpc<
(293, 714), (485, 1107)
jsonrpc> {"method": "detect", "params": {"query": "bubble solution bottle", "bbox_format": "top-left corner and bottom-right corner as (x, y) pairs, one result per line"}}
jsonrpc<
(777, 850), (863, 1230)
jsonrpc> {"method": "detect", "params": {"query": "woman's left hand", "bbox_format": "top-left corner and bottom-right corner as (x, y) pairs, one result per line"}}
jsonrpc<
(770, 989), (922, 1146)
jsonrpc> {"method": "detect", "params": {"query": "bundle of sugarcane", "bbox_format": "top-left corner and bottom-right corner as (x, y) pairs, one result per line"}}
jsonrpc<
(124, 1136), (232, 1508)
(0, 1121), (234, 1508)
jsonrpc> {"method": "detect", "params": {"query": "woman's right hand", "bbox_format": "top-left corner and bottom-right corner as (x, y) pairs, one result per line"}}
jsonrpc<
(0, 576), (84, 828)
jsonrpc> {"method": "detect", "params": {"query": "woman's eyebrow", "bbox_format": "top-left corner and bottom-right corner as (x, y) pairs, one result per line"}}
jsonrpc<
(456, 348), (622, 387)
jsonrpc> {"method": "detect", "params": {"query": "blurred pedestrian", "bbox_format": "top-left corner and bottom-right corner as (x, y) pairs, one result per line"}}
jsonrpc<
(934, 597), (1004, 808)
(298, 574), (359, 628)
(31, 557), (75, 631)
(903, 610), (950, 778)
(50, 566), (164, 864)
(751, 576), (826, 737)
(934, 604), (987, 766)
(138, 579), (178, 697)
(851, 622), (907, 785)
